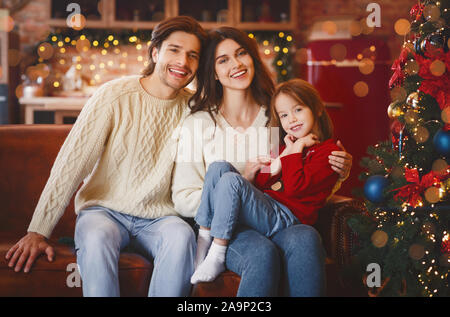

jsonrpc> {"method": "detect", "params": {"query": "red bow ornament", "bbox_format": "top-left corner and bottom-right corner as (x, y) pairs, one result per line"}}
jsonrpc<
(392, 168), (448, 207)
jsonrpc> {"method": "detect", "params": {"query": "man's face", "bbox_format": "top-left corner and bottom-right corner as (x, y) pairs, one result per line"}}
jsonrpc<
(152, 31), (201, 91)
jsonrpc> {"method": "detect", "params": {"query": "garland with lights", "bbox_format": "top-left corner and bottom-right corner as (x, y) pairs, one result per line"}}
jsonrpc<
(26, 27), (294, 86)
(347, 0), (449, 297)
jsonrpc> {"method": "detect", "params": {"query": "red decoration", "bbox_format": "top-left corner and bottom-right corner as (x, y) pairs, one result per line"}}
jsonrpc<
(442, 234), (450, 254)
(392, 168), (450, 207)
(410, 3), (424, 21)
(389, 47), (411, 88)
(414, 49), (450, 111)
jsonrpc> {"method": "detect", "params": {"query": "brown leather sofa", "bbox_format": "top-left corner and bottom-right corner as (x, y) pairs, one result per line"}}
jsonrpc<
(0, 124), (366, 297)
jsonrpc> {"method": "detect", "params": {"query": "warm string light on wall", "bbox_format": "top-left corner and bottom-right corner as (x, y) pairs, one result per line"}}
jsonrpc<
(21, 28), (296, 96)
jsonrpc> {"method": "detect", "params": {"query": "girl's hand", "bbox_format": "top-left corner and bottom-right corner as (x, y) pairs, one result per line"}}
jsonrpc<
(243, 157), (271, 183)
(281, 134), (296, 157)
(296, 133), (319, 150)
(283, 133), (319, 156)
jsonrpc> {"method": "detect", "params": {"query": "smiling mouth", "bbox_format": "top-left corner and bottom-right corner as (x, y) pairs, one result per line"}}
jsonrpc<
(169, 67), (189, 77)
(230, 69), (247, 78)
(290, 124), (303, 132)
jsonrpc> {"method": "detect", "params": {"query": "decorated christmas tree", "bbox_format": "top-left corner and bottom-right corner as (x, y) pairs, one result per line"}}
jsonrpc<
(347, 0), (450, 297)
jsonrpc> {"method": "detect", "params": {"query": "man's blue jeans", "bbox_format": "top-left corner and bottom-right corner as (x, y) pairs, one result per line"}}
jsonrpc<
(195, 161), (299, 240)
(74, 206), (195, 297)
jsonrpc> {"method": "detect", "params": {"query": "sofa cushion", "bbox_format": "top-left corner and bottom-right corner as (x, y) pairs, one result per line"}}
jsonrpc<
(0, 234), (153, 297)
(0, 125), (76, 238)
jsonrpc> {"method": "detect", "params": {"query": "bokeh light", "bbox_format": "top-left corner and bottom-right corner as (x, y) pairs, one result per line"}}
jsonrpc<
(390, 86), (407, 102)
(330, 43), (347, 61)
(432, 159), (448, 176)
(424, 186), (440, 203)
(371, 230), (388, 248)
(37, 42), (54, 60)
(353, 81), (369, 97)
(295, 48), (308, 64)
(413, 126), (430, 143)
(70, 14), (86, 31)
(429, 60), (446, 76)
(441, 107), (450, 124)
(394, 19), (411, 36)
(423, 4), (441, 22)
(408, 244), (425, 260)
(359, 58), (375, 75)
(350, 20), (362, 36)
(322, 21), (337, 35)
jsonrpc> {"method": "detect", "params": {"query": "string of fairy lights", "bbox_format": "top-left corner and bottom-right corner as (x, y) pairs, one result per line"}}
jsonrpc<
(25, 28), (294, 93)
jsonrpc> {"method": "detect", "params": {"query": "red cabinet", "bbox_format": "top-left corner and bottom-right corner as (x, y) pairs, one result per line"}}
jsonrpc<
(304, 38), (391, 196)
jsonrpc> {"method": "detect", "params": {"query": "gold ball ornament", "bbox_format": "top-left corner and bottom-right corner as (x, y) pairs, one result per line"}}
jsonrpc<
(406, 92), (422, 108)
(371, 230), (389, 248)
(387, 103), (404, 119)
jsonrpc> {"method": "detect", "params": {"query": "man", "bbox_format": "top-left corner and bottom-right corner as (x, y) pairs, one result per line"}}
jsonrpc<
(5, 16), (207, 297)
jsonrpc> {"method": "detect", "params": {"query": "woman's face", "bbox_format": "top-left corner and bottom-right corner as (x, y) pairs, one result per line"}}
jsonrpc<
(214, 39), (255, 91)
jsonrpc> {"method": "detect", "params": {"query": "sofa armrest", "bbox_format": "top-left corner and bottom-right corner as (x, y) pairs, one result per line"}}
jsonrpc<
(314, 195), (367, 267)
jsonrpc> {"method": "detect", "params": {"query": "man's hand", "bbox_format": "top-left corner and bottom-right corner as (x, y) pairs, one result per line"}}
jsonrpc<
(5, 232), (54, 273)
(329, 140), (353, 181)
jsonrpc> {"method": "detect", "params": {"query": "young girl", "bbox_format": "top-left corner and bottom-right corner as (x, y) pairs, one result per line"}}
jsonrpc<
(191, 78), (341, 284)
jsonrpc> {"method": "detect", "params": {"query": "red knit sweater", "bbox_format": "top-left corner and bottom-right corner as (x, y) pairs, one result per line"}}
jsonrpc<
(254, 139), (340, 225)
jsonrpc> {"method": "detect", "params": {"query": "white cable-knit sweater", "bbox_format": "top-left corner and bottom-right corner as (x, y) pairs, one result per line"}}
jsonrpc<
(171, 107), (273, 218)
(28, 76), (191, 238)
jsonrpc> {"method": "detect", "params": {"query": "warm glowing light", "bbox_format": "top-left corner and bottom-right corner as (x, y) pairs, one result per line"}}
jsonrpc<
(394, 19), (411, 35)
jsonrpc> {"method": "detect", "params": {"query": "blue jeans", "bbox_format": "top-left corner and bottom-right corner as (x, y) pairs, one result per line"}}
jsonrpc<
(195, 161), (299, 240)
(197, 161), (325, 296)
(227, 224), (326, 296)
(74, 206), (195, 297)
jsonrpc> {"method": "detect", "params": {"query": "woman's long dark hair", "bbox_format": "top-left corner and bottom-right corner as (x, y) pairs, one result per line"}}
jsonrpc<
(189, 27), (275, 126)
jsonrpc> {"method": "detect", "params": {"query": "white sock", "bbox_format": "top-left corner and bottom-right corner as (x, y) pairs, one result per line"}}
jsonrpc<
(194, 228), (213, 269)
(190, 241), (227, 284)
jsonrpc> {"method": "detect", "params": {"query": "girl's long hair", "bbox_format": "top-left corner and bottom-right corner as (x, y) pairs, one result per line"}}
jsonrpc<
(189, 27), (275, 126)
(270, 79), (334, 144)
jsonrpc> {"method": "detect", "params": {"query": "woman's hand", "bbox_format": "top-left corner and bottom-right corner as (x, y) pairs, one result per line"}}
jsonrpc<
(243, 157), (271, 183)
(329, 140), (352, 181)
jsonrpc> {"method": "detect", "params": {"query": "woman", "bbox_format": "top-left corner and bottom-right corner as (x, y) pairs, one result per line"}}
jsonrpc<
(172, 27), (352, 296)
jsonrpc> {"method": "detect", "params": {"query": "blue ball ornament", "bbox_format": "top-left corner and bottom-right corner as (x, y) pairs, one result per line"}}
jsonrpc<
(433, 130), (450, 157)
(364, 175), (388, 203)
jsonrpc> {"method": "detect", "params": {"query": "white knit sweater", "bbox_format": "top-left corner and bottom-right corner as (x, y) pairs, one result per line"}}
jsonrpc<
(28, 76), (191, 238)
(171, 107), (274, 218)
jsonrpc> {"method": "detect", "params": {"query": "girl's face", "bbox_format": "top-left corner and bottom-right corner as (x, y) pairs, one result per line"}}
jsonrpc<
(214, 39), (255, 91)
(275, 92), (318, 139)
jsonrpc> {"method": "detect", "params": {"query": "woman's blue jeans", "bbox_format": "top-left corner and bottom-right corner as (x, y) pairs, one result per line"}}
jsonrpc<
(74, 206), (195, 297)
(195, 161), (299, 240)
